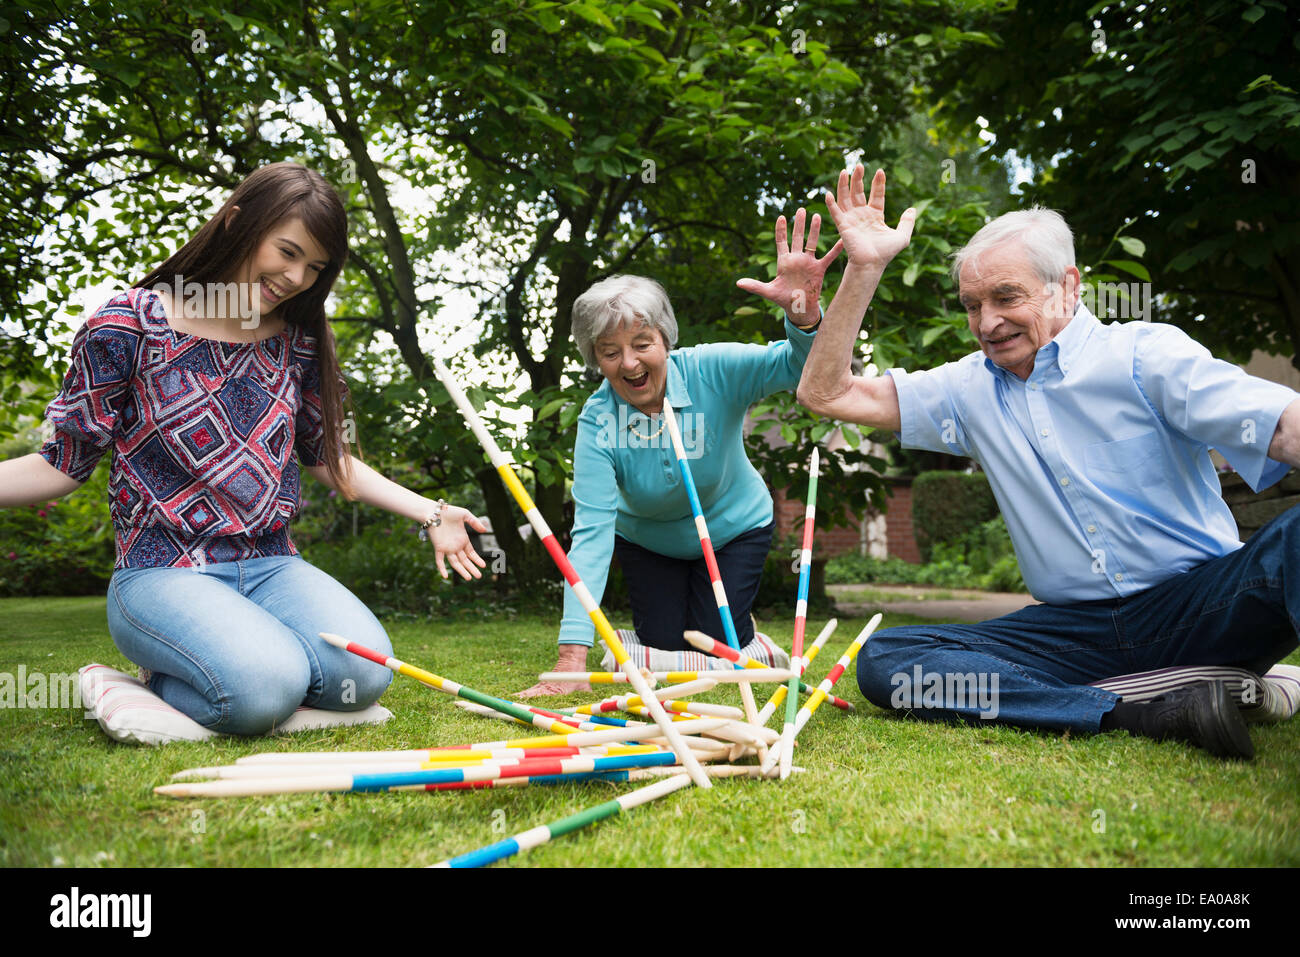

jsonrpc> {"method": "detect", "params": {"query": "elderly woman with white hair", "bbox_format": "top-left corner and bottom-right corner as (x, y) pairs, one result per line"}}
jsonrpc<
(518, 210), (841, 697)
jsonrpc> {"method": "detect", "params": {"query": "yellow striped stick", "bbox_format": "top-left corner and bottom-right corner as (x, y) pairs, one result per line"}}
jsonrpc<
(756, 618), (838, 725)
(540, 668), (796, 684)
(761, 614), (882, 774)
(431, 357), (711, 789)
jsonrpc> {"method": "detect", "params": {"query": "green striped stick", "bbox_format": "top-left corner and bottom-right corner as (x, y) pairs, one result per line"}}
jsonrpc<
(782, 447), (820, 779)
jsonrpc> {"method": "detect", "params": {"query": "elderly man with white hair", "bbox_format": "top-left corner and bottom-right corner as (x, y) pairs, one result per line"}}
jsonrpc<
(799, 164), (1300, 759)
(517, 210), (843, 698)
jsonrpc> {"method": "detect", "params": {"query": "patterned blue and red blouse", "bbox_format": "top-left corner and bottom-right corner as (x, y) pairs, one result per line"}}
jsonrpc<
(39, 288), (329, 570)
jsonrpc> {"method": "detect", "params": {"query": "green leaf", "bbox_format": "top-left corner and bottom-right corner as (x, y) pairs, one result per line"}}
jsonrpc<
(1242, 5), (1265, 23)
(525, 106), (574, 137)
(1104, 259), (1151, 281)
(1177, 151), (1214, 172)
(569, 2), (617, 32)
(902, 261), (921, 286)
(921, 325), (947, 347)
(1117, 236), (1146, 258)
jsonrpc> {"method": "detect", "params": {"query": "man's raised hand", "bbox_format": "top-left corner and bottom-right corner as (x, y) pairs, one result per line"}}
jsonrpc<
(826, 166), (916, 269)
(736, 207), (843, 325)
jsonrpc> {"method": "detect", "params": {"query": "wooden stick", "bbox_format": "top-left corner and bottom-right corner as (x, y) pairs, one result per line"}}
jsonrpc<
(574, 694), (744, 720)
(756, 618), (838, 725)
(453, 698), (643, 729)
(431, 774), (694, 868)
(539, 668), (795, 684)
(431, 356), (711, 789)
(661, 400), (763, 745)
(761, 614), (881, 774)
(783, 447), (820, 780)
(321, 632), (599, 736)
(156, 752), (688, 799)
(233, 717), (731, 765)
(173, 745), (668, 780)
(682, 631), (853, 711)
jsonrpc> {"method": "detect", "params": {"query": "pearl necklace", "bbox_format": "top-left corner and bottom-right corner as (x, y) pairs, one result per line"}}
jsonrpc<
(628, 413), (665, 440)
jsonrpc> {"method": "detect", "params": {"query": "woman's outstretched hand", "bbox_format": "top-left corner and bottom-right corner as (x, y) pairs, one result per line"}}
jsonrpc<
(429, 505), (489, 580)
(736, 207), (843, 326)
(825, 165), (916, 269)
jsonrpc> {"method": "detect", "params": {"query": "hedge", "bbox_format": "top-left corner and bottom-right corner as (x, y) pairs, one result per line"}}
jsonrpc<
(910, 470), (999, 562)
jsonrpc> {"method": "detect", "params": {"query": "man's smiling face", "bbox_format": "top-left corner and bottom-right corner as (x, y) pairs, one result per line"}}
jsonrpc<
(958, 242), (1079, 380)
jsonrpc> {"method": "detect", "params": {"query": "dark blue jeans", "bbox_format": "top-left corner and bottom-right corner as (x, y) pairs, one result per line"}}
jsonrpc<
(858, 505), (1299, 732)
(614, 520), (775, 652)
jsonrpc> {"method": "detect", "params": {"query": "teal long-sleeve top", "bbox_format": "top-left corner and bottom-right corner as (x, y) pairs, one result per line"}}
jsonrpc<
(558, 318), (818, 646)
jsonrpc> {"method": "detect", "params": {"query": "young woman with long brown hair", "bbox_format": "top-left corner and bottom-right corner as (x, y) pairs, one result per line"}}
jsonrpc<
(0, 162), (485, 734)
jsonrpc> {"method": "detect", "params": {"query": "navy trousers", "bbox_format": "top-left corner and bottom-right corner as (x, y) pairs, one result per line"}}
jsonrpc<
(614, 520), (775, 652)
(858, 505), (1299, 732)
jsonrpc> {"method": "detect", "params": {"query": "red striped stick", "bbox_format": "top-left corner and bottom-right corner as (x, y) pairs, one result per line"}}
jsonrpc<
(683, 629), (854, 712)
(661, 400), (763, 737)
(761, 614), (881, 774)
(783, 446), (819, 780)
(431, 357), (711, 789)
(755, 619), (848, 724)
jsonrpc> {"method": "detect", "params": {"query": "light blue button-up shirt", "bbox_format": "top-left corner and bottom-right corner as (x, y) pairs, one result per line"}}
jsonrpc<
(558, 319), (817, 646)
(889, 304), (1297, 605)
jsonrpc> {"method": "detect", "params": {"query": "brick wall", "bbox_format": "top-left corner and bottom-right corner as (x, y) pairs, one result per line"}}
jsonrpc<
(882, 481), (921, 563)
(1220, 468), (1300, 539)
(772, 491), (860, 558)
(771, 478), (921, 563)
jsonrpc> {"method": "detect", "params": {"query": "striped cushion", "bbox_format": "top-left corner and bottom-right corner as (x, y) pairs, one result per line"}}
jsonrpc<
(598, 629), (789, 673)
(78, 664), (392, 745)
(1090, 663), (1300, 723)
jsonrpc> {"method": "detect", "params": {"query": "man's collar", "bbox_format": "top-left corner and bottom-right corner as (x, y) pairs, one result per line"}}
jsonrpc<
(1051, 300), (1098, 378)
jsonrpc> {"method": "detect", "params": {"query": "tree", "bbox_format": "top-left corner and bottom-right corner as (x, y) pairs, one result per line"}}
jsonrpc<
(2, 0), (1004, 591)
(931, 0), (1300, 367)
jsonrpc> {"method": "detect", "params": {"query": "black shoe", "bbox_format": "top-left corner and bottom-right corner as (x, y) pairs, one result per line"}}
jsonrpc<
(1145, 681), (1254, 760)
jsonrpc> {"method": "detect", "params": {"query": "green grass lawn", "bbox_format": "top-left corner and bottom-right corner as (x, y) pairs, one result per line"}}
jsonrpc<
(2, 595), (1297, 867)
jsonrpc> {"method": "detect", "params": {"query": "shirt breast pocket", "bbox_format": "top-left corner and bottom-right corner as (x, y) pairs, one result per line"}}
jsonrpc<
(1084, 431), (1166, 487)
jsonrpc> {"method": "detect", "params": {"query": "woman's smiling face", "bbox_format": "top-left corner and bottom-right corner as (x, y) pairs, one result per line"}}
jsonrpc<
(594, 319), (670, 413)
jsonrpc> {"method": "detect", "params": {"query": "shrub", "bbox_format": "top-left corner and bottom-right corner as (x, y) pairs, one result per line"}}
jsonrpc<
(300, 523), (565, 621)
(0, 462), (115, 597)
(911, 470), (999, 562)
(825, 515), (1027, 593)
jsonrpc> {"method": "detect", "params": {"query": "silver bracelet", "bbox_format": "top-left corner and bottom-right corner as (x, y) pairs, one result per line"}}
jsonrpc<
(418, 499), (446, 541)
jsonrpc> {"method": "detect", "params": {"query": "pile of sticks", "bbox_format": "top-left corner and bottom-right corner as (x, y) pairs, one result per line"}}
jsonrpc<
(152, 360), (880, 867)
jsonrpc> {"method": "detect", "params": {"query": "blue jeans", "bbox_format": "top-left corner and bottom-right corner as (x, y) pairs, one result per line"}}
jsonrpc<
(107, 555), (393, 735)
(858, 504), (1299, 732)
(614, 520), (775, 652)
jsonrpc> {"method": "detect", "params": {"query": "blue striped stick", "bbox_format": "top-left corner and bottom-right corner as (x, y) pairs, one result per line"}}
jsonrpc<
(155, 751), (684, 798)
(660, 401), (764, 744)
